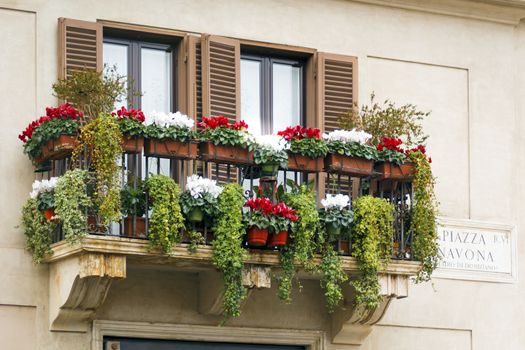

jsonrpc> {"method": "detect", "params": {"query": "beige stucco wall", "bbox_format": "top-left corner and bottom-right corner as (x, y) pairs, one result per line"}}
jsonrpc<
(0, 0), (524, 349)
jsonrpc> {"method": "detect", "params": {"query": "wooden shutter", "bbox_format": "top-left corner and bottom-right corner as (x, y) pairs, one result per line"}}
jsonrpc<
(58, 18), (102, 79)
(201, 34), (240, 122)
(316, 53), (357, 132)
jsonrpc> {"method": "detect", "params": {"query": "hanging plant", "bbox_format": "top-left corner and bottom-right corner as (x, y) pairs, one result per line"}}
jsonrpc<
(351, 196), (395, 309)
(144, 175), (185, 254)
(319, 245), (348, 312)
(21, 198), (58, 263)
(75, 113), (123, 223)
(408, 149), (439, 282)
(211, 183), (247, 320)
(54, 169), (92, 244)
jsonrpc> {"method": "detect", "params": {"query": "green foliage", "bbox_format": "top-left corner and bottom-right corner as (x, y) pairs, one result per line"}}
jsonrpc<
(377, 149), (406, 165)
(144, 124), (194, 142)
(199, 127), (253, 149)
(121, 180), (146, 217)
(23, 119), (79, 160)
(319, 208), (354, 241)
(180, 192), (220, 224)
(319, 245), (348, 312)
(54, 169), (92, 244)
(290, 137), (328, 159)
(211, 184), (247, 319)
(36, 191), (55, 211)
(186, 228), (205, 254)
(53, 66), (127, 119)
(76, 113), (123, 223)
(408, 151), (440, 282)
(339, 93), (429, 147)
(21, 198), (57, 263)
(118, 118), (145, 137)
(243, 210), (269, 230)
(326, 140), (378, 160)
(253, 147), (288, 169)
(278, 185), (320, 302)
(351, 196), (395, 309)
(144, 175), (185, 253)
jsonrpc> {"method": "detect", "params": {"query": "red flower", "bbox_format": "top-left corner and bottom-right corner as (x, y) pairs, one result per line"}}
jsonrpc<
(277, 125), (320, 141)
(272, 202), (298, 222)
(112, 106), (145, 123)
(245, 197), (274, 216)
(376, 137), (404, 153)
(198, 116), (248, 130)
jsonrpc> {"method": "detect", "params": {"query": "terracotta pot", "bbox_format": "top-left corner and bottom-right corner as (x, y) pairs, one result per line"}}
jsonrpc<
(188, 207), (204, 222)
(123, 217), (147, 238)
(45, 134), (78, 160)
(200, 142), (254, 165)
(338, 239), (350, 255)
(287, 153), (323, 172)
(122, 136), (144, 154)
(324, 154), (374, 177)
(43, 208), (55, 221)
(375, 161), (415, 181)
(144, 139), (198, 159)
(268, 230), (288, 247)
(247, 227), (269, 246)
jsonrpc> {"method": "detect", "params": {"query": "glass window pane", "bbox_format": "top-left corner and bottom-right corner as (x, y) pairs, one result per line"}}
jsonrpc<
(241, 59), (262, 136)
(272, 63), (301, 133)
(141, 47), (172, 115)
(103, 42), (128, 110)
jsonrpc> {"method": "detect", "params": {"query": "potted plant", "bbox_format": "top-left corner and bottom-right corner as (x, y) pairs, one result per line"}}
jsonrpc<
(19, 103), (83, 164)
(180, 175), (223, 224)
(29, 177), (59, 221)
(319, 194), (354, 253)
(143, 111), (198, 159)
(121, 180), (147, 238)
(243, 197), (272, 246)
(253, 134), (289, 176)
(375, 137), (416, 180)
(267, 202), (297, 247)
(277, 125), (328, 172)
(198, 116), (254, 165)
(113, 106), (146, 153)
(323, 129), (378, 176)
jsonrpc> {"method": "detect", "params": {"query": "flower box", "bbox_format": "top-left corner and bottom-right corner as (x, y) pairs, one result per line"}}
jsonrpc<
(287, 153), (323, 172)
(123, 216), (146, 238)
(324, 153), (374, 177)
(375, 161), (415, 180)
(122, 136), (144, 154)
(42, 134), (78, 160)
(200, 141), (254, 166)
(144, 139), (198, 159)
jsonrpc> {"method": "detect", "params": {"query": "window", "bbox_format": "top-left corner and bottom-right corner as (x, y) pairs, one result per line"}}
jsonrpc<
(241, 54), (304, 135)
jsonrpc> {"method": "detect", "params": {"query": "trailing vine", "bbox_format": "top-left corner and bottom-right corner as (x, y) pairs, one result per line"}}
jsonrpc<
(75, 113), (123, 223)
(54, 169), (92, 244)
(21, 198), (57, 263)
(319, 245), (348, 312)
(351, 196), (395, 309)
(144, 175), (184, 254)
(211, 184), (247, 320)
(408, 151), (439, 282)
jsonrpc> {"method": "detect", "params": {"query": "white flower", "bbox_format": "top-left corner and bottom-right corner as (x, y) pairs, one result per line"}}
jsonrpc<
(322, 129), (371, 145)
(321, 194), (350, 209)
(254, 134), (290, 152)
(144, 111), (194, 129)
(186, 175), (223, 199)
(29, 177), (59, 199)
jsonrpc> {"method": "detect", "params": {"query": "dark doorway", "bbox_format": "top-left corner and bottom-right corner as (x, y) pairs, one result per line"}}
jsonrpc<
(103, 337), (305, 350)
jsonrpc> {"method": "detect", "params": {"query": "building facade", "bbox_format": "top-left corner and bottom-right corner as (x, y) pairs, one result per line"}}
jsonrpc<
(1, 0), (525, 349)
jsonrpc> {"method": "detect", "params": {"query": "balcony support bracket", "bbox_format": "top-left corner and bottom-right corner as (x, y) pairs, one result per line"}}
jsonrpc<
(331, 273), (409, 346)
(49, 252), (126, 332)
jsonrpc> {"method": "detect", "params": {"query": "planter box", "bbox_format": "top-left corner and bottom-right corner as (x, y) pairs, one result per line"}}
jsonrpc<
(200, 142), (254, 166)
(144, 139), (198, 159)
(122, 136), (144, 154)
(375, 161), (415, 180)
(123, 217), (147, 238)
(42, 134), (78, 160)
(287, 153), (323, 172)
(324, 154), (374, 177)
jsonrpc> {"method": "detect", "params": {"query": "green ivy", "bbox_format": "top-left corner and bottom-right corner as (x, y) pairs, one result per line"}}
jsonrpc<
(326, 140), (378, 160)
(21, 198), (57, 263)
(351, 196), (394, 309)
(76, 113), (123, 223)
(289, 137), (328, 159)
(408, 151), (440, 282)
(211, 184), (247, 320)
(144, 175), (185, 253)
(319, 245), (348, 312)
(54, 169), (92, 244)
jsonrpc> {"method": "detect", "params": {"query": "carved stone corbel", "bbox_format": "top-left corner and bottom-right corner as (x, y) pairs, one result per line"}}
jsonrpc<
(331, 273), (409, 345)
(49, 253), (126, 332)
(199, 265), (271, 315)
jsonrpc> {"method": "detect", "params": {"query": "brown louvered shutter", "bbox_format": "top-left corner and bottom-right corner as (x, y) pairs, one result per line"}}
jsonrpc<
(58, 18), (102, 78)
(201, 35), (241, 184)
(317, 53), (358, 199)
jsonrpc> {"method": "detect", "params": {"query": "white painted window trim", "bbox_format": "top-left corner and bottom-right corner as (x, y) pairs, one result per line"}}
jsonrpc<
(92, 320), (325, 350)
